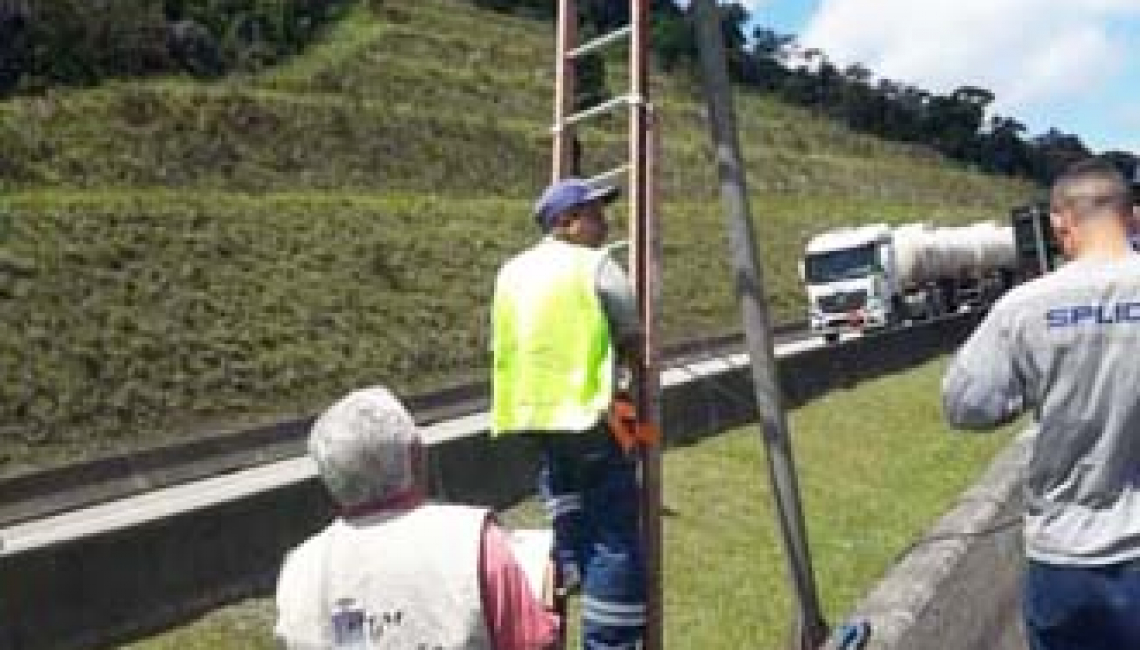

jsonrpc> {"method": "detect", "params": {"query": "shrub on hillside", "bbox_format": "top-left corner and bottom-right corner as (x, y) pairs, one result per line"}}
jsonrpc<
(0, 0), (353, 95)
(2, 1), (173, 92)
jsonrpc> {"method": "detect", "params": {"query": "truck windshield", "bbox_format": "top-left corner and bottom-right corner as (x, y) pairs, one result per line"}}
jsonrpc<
(804, 244), (879, 284)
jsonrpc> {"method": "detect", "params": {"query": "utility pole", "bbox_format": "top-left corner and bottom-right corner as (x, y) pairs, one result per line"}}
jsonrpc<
(628, 4), (664, 650)
(691, 1), (829, 648)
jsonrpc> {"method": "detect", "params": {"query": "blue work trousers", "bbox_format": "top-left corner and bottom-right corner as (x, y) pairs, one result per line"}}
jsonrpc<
(536, 428), (646, 650)
(1023, 558), (1140, 650)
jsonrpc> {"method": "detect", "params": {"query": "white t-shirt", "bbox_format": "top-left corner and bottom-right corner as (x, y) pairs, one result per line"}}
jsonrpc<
(275, 504), (492, 649)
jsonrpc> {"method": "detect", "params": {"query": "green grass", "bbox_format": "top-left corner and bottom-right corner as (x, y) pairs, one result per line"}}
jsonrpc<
(0, 0), (1033, 203)
(0, 190), (1006, 471)
(661, 358), (1018, 647)
(124, 356), (1019, 649)
(0, 0), (1036, 470)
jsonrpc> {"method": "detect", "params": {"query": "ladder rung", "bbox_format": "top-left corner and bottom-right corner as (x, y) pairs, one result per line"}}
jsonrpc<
(604, 239), (630, 260)
(567, 26), (632, 59)
(587, 164), (631, 189)
(554, 94), (641, 131)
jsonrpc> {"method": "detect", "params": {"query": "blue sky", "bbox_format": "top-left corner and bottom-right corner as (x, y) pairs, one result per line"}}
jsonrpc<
(738, 0), (1140, 154)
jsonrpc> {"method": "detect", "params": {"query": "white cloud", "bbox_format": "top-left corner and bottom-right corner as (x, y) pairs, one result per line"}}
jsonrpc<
(799, 0), (1140, 114)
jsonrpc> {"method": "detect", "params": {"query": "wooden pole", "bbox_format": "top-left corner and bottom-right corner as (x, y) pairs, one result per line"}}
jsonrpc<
(691, 2), (828, 648)
(630, 1), (663, 648)
(553, 0), (577, 181)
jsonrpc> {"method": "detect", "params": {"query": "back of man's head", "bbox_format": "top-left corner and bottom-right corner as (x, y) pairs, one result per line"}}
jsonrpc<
(308, 386), (421, 510)
(1051, 157), (1131, 221)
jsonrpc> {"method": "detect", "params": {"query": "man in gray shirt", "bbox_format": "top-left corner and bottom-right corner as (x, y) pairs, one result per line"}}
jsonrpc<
(943, 158), (1140, 650)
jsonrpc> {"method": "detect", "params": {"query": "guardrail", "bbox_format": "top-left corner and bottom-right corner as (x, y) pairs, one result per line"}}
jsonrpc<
(1, 313), (980, 650)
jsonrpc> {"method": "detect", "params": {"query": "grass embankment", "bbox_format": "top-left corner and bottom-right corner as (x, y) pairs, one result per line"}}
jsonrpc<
(0, 0), (1035, 471)
(125, 356), (1020, 649)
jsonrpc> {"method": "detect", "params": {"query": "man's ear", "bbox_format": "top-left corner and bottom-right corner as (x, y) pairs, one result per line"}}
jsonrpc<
(558, 209), (577, 227)
(550, 210), (578, 232)
(1049, 208), (1067, 231)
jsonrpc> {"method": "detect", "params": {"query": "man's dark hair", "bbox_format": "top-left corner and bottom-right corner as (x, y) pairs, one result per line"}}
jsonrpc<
(1051, 157), (1130, 218)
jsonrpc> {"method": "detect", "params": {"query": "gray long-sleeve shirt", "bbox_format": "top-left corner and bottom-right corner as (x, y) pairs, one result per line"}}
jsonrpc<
(595, 251), (641, 348)
(943, 254), (1140, 566)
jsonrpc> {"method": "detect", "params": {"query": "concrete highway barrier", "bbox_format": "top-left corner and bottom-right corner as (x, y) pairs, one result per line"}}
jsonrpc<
(824, 428), (1031, 650)
(1, 314), (984, 649)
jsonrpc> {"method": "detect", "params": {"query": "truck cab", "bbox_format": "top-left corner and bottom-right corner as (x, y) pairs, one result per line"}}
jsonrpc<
(1010, 201), (1062, 280)
(802, 224), (895, 342)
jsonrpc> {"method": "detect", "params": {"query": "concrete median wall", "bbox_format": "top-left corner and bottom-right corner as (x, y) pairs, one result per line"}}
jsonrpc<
(1, 479), (331, 650)
(1, 314), (985, 650)
(825, 429), (1032, 650)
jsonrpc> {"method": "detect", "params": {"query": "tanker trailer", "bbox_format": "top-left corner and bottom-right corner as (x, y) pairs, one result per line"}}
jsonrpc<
(802, 221), (1016, 342)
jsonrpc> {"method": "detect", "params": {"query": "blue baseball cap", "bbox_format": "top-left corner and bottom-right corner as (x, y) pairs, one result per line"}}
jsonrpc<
(533, 178), (620, 230)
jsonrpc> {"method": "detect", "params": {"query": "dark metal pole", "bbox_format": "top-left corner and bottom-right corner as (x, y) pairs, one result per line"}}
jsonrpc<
(1030, 204), (1049, 275)
(691, 2), (829, 648)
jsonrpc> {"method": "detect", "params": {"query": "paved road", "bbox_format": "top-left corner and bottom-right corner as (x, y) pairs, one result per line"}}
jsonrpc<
(1, 326), (855, 556)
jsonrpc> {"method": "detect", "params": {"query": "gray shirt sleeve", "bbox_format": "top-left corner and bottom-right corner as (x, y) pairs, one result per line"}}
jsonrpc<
(595, 256), (642, 345)
(942, 303), (1025, 430)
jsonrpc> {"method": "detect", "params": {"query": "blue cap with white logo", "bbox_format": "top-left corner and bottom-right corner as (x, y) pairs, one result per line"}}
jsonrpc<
(533, 178), (620, 230)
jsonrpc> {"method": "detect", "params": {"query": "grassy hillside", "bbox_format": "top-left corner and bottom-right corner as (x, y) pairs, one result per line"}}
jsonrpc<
(0, 0), (1035, 472)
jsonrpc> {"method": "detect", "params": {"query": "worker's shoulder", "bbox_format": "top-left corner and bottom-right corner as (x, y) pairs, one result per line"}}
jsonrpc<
(499, 240), (550, 268)
(417, 503), (491, 534)
(499, 240), (602, 274)
(994, 256), (1140, 314)
(276, 524), (336, 587)
(994, 273), (1063, 309)
(421, 502), (491, 519)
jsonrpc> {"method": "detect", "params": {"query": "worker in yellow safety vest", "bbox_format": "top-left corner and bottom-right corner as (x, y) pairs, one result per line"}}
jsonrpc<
(491, 178), (646, 650)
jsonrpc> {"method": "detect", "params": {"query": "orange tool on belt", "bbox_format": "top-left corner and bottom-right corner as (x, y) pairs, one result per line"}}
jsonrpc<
(607, 390), (662, 452)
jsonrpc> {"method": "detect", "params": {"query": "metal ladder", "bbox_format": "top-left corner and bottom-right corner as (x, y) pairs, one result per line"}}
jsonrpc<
(551, 2), (664, 649)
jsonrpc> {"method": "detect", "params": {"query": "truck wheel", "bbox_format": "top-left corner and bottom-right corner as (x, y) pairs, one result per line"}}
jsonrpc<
(889, 298), (906, 328)
(927, 293), (942, 320)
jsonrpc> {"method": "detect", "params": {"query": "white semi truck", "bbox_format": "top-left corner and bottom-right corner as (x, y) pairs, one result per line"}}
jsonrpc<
(802, 222), (1017, 342)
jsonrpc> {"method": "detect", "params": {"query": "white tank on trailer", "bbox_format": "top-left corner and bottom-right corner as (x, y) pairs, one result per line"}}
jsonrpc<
(891, 223), (935, 285)
(971, 222), (1017, 271)
(937, 226), (976, 277)
(888, 222), (1015, 285)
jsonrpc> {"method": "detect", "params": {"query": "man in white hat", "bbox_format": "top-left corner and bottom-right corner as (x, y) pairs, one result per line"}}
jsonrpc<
(275, 386), (559, 649)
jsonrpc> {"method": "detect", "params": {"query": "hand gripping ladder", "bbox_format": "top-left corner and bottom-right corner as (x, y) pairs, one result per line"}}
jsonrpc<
(551, 2), (664, 649)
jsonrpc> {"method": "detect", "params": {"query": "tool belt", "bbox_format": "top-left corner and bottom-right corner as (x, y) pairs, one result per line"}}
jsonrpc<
(606, 390), (661, 452)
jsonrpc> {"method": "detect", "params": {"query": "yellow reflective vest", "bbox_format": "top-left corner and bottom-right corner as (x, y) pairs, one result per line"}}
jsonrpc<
(492, 238), (614, 435)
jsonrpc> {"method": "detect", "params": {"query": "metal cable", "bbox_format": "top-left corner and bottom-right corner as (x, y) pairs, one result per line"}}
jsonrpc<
(893, 516), (1023, 563)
